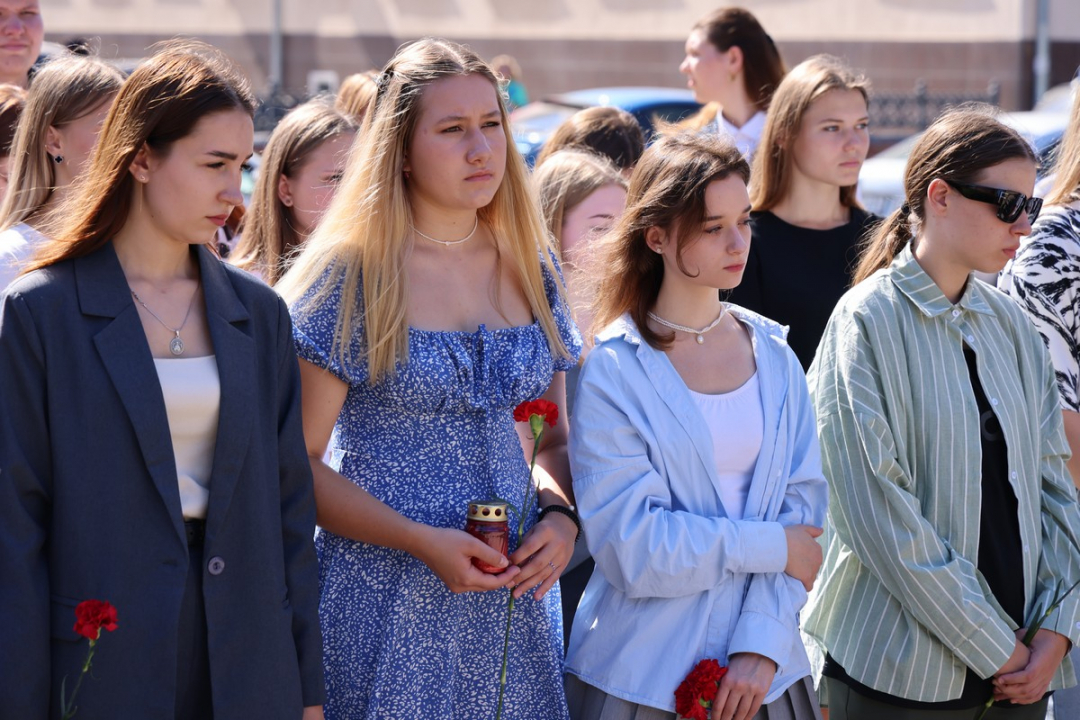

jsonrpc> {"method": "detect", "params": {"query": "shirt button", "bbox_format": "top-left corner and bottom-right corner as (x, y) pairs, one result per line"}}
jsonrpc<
(966, 335), (975, 343)
(990, 398), (998, 406)
(952, 309), (961, 318)
(1011, 471), (1018, 480)
(207, 556), (226, 576)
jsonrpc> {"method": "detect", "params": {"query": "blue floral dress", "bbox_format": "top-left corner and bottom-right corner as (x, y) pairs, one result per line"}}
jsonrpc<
(291, 261), (581, 720)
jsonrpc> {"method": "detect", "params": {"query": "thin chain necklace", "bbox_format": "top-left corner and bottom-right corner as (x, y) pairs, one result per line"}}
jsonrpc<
(648, 305), (727, 345)
(412, 217), (479, 248)
(130, 279), (201, 356)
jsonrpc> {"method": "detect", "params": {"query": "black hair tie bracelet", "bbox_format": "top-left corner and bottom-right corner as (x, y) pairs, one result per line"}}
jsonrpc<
(539, 504), (583, 543)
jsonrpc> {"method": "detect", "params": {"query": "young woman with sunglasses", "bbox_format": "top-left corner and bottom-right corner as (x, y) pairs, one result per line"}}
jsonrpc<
(803, 106), (1080, 720)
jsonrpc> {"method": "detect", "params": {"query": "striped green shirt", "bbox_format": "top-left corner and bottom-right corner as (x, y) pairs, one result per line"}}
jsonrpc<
(804, 246), (1080, 702)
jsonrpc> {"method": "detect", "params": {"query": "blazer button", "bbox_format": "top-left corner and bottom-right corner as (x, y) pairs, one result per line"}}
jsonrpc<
(207, 556), (226, 576)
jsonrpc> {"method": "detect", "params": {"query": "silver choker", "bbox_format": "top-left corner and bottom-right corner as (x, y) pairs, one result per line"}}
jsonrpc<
(648, 306), (727, 344)
(413, 217), (479, 247)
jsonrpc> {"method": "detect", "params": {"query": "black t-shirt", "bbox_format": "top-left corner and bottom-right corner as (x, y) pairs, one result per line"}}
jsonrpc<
(726, 208), (878, 370)
(823, 345), (1025, 710)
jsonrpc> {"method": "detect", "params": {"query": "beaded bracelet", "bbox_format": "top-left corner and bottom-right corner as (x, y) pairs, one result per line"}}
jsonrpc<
(538, 504), (583, 543)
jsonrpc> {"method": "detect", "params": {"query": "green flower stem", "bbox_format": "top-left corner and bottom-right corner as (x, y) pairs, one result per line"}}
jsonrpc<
(974, 577), (1080, 720)
(61, 636), (98, 720)
(495, 420), (546, 720)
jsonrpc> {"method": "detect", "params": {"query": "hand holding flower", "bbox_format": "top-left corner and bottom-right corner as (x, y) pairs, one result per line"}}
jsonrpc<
(509, 510), (577, 600)
(993, 629), (1071, 705)
(711, 653), (776, 720)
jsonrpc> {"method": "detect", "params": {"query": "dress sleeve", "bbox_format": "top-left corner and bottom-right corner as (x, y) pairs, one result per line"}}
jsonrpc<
(541, 251), (582, 372)
(999, 221), (1080, 413)
(814, 306), (1016, 679)
(289, 271), (367, 385)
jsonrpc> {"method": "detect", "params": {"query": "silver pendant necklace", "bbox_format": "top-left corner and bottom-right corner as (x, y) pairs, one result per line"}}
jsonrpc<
(130, 279), (201, 356)
(412, 217), (479, 248)
(648, 306), (727, 344)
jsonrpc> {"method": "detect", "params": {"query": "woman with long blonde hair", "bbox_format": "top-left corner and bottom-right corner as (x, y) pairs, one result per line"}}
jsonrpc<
(0, 52), (122, 290)
(278, 37), (581, 719)
(231, 98), (356, 285)
(727, 55), (875, 369)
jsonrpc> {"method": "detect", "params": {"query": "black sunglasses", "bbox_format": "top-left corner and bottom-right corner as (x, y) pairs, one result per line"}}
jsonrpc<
(944, 181), (1043, 224)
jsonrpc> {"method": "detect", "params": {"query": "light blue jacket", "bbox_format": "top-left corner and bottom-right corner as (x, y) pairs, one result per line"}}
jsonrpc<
(565, 309), (827, 711)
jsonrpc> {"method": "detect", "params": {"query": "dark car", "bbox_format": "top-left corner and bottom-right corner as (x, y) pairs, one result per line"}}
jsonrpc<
(511, 86), (701, 165)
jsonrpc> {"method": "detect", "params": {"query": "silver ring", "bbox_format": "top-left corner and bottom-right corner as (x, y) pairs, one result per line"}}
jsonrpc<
(548, 561), (558, 572)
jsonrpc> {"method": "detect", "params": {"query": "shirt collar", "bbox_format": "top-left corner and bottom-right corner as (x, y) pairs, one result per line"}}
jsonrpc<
(890, 244), (996, 318)
(718, 110), (766, 143)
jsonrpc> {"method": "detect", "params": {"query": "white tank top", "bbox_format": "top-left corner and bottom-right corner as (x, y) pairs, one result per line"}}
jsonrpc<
(688, 372), (763, 520)
(153, 355), (221, 520)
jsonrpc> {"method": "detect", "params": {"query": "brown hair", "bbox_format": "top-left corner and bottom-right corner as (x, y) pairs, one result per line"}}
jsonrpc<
(680, 7), (786, 131)
(532, 149), (627, 255)
(588, 132), (749, 349)
(1, 53), (123, 232)
(232, 98), (356, 285)
(1046, 89), (1080, 206)
(853, 105), (1036, 284)
(751, 54), (870, 212)
(534, 106), (644, 171)
(335, 70), (379, 124)
(0, 83), (26, 155)
(26, 40), (256, 272)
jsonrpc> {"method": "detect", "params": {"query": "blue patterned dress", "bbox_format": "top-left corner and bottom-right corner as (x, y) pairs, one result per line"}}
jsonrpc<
(291, 261), (581, 720)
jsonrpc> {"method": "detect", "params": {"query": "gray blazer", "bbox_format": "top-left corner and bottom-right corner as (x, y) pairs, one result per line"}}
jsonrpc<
(0, 242), (324, 719)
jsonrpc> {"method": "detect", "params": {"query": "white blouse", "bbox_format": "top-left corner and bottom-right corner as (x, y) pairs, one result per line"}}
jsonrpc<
(688, 371), (763, 520)
(153, 355), (221, 520)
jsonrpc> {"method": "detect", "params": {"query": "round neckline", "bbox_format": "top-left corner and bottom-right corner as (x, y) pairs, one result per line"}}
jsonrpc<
(687, 370), (759, 399)
(407, 320), (539, 337)
(152, 354), (217, 362)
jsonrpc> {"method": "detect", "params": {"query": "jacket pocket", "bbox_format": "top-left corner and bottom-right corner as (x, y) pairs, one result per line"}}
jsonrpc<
(50, 594), (82, 642)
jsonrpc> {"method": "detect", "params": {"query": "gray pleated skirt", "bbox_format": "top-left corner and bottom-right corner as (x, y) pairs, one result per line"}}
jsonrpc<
(565, 673), (823, 720)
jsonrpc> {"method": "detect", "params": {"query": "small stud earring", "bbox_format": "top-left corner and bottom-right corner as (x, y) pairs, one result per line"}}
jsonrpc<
(282, 197), (293, 207)
(53, 155), (63, 164)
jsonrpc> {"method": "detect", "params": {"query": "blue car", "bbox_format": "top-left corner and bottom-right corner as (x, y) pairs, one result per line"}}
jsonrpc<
(511, 87), (701, 166)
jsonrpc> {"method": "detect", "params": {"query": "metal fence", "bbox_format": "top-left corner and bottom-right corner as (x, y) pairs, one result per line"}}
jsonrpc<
(870, 80), (1001, 142)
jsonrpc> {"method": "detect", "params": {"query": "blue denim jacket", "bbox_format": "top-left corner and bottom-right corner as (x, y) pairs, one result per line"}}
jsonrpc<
(565, 309), (828, 711)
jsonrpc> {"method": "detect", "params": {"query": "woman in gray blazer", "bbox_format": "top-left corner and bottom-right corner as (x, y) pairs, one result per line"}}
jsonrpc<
(0, 42), (324, 720)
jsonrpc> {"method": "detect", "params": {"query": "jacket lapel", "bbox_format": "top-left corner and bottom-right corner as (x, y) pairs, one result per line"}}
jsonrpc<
(78, 243), (187, 547)
(197, 247), (254, 543)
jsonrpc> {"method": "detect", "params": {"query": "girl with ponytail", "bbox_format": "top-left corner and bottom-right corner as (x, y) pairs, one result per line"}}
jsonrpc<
(804, 105), (1080, 719)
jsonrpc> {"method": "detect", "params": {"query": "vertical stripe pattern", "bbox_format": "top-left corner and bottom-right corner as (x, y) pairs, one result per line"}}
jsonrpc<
(804, 245), (1080, 702)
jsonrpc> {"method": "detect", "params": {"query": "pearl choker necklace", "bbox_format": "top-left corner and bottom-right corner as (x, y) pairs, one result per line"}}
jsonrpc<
(412, 217), (479, 248)
(647, 306), (727, 344)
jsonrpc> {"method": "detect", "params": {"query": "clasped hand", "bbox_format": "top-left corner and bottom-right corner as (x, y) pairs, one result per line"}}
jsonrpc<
(992, 628), (1070, 705)
(414, 512), (577, 599)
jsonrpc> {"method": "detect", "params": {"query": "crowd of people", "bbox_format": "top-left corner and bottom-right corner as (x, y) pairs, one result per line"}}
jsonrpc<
(2, 3), (1080, 720)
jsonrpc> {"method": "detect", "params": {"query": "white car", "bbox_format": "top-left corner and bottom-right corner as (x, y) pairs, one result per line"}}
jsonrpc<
(858, 110), (1069, 217)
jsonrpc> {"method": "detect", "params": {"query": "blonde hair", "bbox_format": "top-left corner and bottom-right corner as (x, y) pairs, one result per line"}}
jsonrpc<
(751, 54), (869, 212)
(335, 71), (378, 124)
(533, 149), (626, 255)
(1, 53), (123, 232)
(278, 38), (570, 383)
(588, 133), (749, 349)
(1047, 89), (1080, 206)
(232, 99), (357, 285)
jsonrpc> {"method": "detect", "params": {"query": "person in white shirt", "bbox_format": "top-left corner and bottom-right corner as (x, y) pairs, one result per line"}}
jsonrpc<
(678, 6), (786, 161)
(0, 52), (121, 291)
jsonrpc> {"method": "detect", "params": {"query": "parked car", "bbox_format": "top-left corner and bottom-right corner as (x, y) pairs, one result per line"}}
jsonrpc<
(858, 110), (1069, 216)
(511, 87), (701, 165)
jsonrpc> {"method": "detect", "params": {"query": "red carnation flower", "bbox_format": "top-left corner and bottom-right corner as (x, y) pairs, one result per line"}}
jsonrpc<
(73, 599), (119, 641)
(674, 659), (727, 720)
(513, 399), (558, 428)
